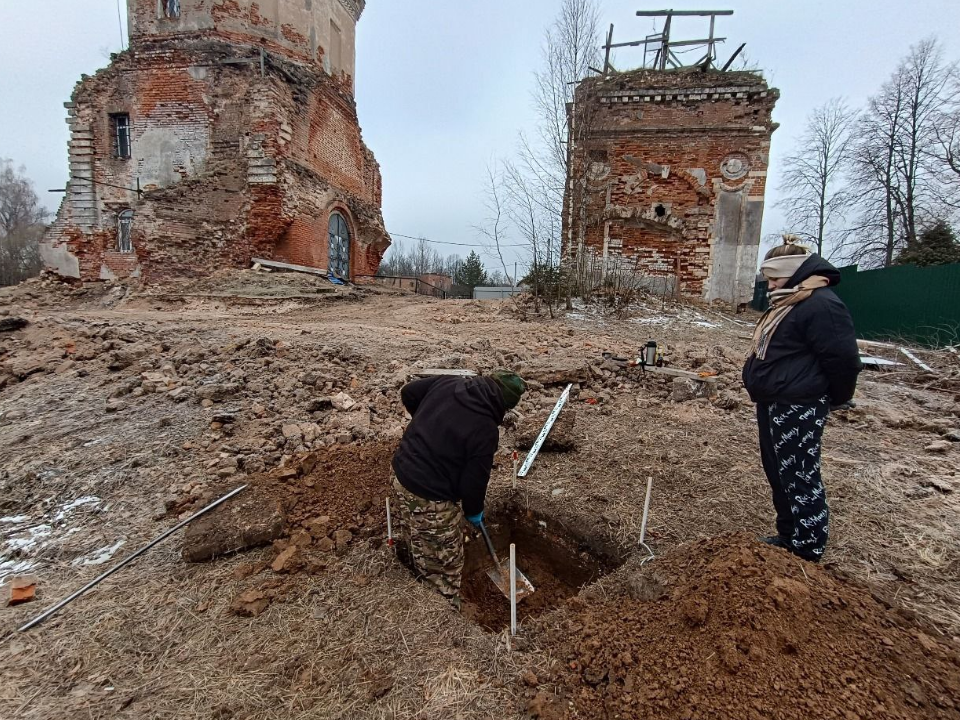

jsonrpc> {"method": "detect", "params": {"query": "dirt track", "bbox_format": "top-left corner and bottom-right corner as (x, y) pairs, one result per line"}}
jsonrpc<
(0, 272), (958, 719)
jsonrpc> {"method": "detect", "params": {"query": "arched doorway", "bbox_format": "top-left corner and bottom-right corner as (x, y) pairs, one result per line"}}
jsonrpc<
(328, 211), (350, 279)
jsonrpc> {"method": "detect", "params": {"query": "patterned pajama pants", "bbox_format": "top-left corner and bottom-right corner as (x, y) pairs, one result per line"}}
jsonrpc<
(756, 397), (830, 561)
(391, 475), (465, 608)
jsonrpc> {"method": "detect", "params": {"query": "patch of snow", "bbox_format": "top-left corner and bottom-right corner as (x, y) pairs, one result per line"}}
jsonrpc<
(692, 320), (721, 329)
(633, 316), (671, 325)
(51, 496), (100, 522)
(6, 524), (52, 551)
(0, 558), (36, 579)
(0, 515), (31, 524)
(73, 539), (125, 567)
(82, 438), (105, 448)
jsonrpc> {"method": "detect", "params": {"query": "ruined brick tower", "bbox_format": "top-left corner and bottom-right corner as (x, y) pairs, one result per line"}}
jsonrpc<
(566, 68), (778, 304)
(564, 11), (778, 305)
(41, 0), (388, 282)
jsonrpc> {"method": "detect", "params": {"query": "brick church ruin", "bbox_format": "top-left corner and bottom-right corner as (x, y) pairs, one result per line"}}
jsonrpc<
(564, 11), (778, 304)
(41, 0), (388, 283)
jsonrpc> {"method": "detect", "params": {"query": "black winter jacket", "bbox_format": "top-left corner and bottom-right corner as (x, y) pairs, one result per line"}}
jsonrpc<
(392, 375), (505, 517)
(743, 255), (862, 405)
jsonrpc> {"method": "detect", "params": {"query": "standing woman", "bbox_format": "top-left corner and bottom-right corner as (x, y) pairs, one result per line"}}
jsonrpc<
(743, 239), (862, 562)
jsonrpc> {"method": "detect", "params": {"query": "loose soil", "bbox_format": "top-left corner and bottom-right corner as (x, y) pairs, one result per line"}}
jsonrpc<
(1, 274), (958, 719)
(183, 440), (397, 568)
(526, 533), (960, 720)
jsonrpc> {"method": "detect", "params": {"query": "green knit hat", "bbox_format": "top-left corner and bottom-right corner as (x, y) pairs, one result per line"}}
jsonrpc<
(489, 370), (526, 409)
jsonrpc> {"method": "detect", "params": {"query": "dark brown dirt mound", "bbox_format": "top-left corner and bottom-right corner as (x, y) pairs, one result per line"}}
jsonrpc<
(528, 533), (960, 720)
(515, 408), (578, 452)
(182, 441), (397, 563)
(284, 440), (397, 533)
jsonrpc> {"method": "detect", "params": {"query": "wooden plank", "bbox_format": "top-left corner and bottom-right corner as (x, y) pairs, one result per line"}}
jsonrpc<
(603, 23), (614, 74)
(645, 366), (718, 384)
(251, 258), (329, 277)
(899, 347), (934, 373)
(720, 42), (746, 71)
(663, 37), (727, 48)
(636, 10), (734, 16)
(413, 369), (477, 378)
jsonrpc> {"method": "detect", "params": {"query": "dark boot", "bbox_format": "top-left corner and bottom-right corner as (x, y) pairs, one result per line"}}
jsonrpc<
(758, 535), (789, 549)
(788, 548), (822, 563)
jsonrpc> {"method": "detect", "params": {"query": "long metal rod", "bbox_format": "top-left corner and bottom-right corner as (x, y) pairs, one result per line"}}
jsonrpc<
(517, 384), (572, 478)
(509, 544), (517, 636)
(17, 485), (248, 633)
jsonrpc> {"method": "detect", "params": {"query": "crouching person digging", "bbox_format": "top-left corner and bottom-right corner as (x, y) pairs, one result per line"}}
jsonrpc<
(391, 370), (525, 609)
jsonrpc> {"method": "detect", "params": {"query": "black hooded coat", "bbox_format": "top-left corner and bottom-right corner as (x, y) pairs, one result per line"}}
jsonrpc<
(392, 375), (505, 516)
(742, 254), (862, 405)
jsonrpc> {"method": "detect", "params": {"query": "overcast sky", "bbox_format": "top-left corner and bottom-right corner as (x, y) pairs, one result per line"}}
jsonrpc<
(2, 1), (959, 274)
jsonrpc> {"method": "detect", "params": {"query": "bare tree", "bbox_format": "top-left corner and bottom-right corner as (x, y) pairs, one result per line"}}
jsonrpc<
(520, 0), (602, 307)
(777, 98), (857, 258)
(932, 71), (960, 210)
(843, 38), (956, 267)
(895, 38), (955, 247)
(503, 157), (551, 312)
(474, 161), (514, 284)
(0, 160), (48, 286)
(533, 0), (602, 185)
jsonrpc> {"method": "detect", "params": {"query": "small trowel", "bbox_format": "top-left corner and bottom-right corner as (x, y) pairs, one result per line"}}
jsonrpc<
(477, 521), (535, 601)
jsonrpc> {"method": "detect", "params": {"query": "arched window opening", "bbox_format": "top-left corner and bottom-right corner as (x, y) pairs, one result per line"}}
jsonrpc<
(161, 0), (181, 19)
(117, 210), (134, 253)
(328, 211), (351, 278)
(327, 211), (350, 280)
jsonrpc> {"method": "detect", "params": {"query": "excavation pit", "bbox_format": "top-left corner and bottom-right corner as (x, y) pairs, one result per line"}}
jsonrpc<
(460, 506), (620, 631)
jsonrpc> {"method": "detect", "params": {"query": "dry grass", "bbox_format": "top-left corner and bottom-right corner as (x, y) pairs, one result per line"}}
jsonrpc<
(1, 541), (545, 719)
(1, 288), (958, 720)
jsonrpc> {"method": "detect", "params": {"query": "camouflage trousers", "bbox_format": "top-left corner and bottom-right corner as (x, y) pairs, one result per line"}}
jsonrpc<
(391, 475), (464, 608)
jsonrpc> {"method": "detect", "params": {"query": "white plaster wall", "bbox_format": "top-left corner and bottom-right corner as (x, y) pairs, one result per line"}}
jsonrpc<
(39, 239), (82, 279)
(135, 121), (210, 189)
(129, 0), (360, 79)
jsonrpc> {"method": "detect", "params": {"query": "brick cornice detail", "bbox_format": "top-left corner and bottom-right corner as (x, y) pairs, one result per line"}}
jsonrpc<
(338, 0), (364, 20)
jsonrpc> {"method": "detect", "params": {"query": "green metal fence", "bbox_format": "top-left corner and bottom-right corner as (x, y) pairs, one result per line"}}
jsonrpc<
(833, 263), (960, 346)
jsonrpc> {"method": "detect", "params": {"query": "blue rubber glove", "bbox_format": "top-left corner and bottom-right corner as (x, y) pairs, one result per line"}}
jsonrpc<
(465, 511), (484, 527)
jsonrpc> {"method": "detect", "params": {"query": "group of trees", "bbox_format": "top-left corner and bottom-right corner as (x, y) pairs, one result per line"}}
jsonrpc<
(376, 237), (512, 293)
(473, 0), (602, 312)
(0, 160), (47, 286)
(778, 38), (960, 268)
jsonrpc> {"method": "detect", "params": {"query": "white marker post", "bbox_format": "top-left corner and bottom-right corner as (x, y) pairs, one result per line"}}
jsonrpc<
(639, 476), (653, 545)
(385, 497), (393, 548)
(509, 543), (518, 636)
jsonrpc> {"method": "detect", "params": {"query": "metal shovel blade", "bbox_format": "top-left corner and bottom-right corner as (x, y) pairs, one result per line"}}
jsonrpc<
(477, 520), (536, 601)
(486, 566), (536, 602)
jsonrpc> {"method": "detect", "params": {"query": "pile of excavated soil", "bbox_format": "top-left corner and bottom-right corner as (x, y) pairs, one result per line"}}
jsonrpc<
(283, 440), (397, 533)
(527, 533), (960, 720)
(182, 441), (396, 566)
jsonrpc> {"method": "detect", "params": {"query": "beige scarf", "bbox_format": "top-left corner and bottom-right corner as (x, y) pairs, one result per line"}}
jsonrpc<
(750, 275), (830, 359)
